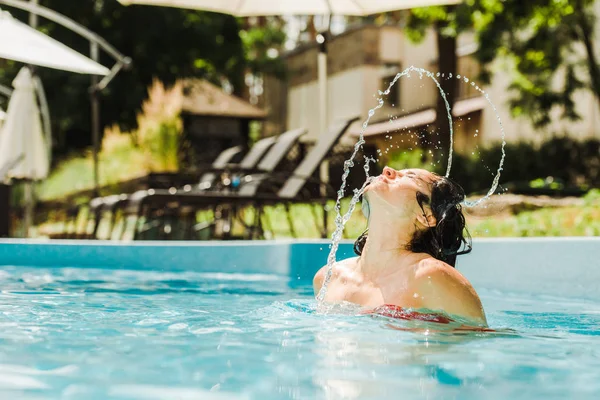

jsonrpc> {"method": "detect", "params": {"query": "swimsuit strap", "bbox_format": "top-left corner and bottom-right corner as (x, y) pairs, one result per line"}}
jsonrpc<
(368, 304), (454, 324)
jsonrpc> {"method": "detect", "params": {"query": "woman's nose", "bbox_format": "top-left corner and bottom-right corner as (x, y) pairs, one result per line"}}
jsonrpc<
(383, 167), (397, 179)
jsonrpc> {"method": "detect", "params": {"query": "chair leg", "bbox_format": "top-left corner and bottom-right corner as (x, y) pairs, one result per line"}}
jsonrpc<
(115, 209), (128, 241)
(184, 210), (196, 240)
(107, 209), (119, 240)
(132, 204), (144, 241)
(310, 204), (322, 238)
(120, 214), (134, 241)
(91, 208), (102, 239)
(260, 207), (274, 239)
(284, 203), (297, 238)
(223, 206), (233, 240)
(253, 204), (265, 240)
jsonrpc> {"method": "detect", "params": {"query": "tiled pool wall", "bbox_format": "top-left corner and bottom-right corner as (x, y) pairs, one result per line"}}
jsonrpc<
(0, 238), (598, 300)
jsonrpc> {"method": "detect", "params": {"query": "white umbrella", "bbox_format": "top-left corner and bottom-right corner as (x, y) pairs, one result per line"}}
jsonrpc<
(0, 67), (49, 237)
(117, 0), (461, 16)
(0, 67), (48, 181)
(0, 10), (109, 75)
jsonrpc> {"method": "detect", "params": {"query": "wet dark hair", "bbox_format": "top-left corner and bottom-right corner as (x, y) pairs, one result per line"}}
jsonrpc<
(353, 176), (472, 267)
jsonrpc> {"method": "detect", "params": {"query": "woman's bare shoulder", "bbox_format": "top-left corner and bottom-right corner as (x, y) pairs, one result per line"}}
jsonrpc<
(313, 257), (359, 293)
(413, 258), (487, 325)
(414, 258), (473, 287)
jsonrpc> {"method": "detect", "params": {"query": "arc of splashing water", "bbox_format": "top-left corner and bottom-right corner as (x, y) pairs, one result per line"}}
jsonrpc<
(316, 66), (507, 303)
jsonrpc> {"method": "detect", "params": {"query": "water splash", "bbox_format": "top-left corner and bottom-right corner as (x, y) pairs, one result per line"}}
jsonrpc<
(316, 66), (507, 303)
(462, 86), (507, 207)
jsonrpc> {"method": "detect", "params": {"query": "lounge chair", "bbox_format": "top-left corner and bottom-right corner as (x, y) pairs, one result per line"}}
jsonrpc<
(108, 128), (307, 240)
(123, 117), (359, 240)
(81, 144), (246, 239)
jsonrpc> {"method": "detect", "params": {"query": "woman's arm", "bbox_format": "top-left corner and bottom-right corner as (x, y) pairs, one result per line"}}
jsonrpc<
(313, 266), (326, 297)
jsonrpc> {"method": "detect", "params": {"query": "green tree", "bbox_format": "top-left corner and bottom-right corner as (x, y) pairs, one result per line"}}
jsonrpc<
(405, 4), (473, 151)
(473, 0), (600, 128)
(239, 16), (287, 104)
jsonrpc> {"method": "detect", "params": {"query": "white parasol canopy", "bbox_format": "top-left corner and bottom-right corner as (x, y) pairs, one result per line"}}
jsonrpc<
(117, 0), (461, 15)
(0, 10), (109, 75)
(0, 67), (48, 181)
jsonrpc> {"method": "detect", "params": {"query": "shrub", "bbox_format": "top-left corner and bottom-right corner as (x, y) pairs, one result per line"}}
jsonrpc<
(386, 136), (600, 195)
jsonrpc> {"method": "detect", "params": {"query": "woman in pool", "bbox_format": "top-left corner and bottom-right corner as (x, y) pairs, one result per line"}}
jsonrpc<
(313, 167), (487, 327)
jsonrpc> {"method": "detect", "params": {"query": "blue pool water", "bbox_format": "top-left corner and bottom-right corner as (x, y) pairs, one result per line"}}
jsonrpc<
(0, 266), (599, 399)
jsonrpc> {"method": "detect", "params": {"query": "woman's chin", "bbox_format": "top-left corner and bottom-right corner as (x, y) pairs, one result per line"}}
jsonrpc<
(365, 178), (384, 192)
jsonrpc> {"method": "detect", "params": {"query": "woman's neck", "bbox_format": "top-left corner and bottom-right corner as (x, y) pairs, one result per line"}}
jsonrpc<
(359, 218), (416, 276)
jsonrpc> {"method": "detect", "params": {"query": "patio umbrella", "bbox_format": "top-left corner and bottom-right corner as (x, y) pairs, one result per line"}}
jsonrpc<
(0, 67), (49, 236)
(0, 10), (109, 75)
(117, 0), (461, 15)
(0, 67), (48, 180)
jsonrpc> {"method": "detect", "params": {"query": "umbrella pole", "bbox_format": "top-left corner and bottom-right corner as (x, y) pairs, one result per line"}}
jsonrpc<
(90, 42), (100, 197)
(317, 39), (328, 239)
(23, 0), (36, 239)
(28, 0), (38, 27)
(317, 7), (332, 238)
(23, 181), (33, 237)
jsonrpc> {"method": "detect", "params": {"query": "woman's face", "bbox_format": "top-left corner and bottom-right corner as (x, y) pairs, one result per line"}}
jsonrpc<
(365, 167), (439, 220)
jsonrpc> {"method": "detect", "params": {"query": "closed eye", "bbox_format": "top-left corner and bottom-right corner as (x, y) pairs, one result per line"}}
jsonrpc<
(406, 172), (427, 184)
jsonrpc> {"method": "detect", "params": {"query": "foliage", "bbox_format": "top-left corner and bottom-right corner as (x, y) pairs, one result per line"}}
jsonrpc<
(469, 205), (600, 237)
(135, 79), (183, 172)
(405, 4), (473, 42)
(584, 188), (600, 205)
(385, 136), (600, 195)
(240, 17), (287, 79)
(404, 1), (600, 130)
(472, 0), (600, 128)
(386, 149), (431, 171)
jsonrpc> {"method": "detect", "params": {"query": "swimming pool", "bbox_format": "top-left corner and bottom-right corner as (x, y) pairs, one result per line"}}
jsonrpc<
(0, 238), (598, 399)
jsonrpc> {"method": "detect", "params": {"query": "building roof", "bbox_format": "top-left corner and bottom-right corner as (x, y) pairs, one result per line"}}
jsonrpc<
(181, 79), (267, 120)
(350, 96), (486, 137)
